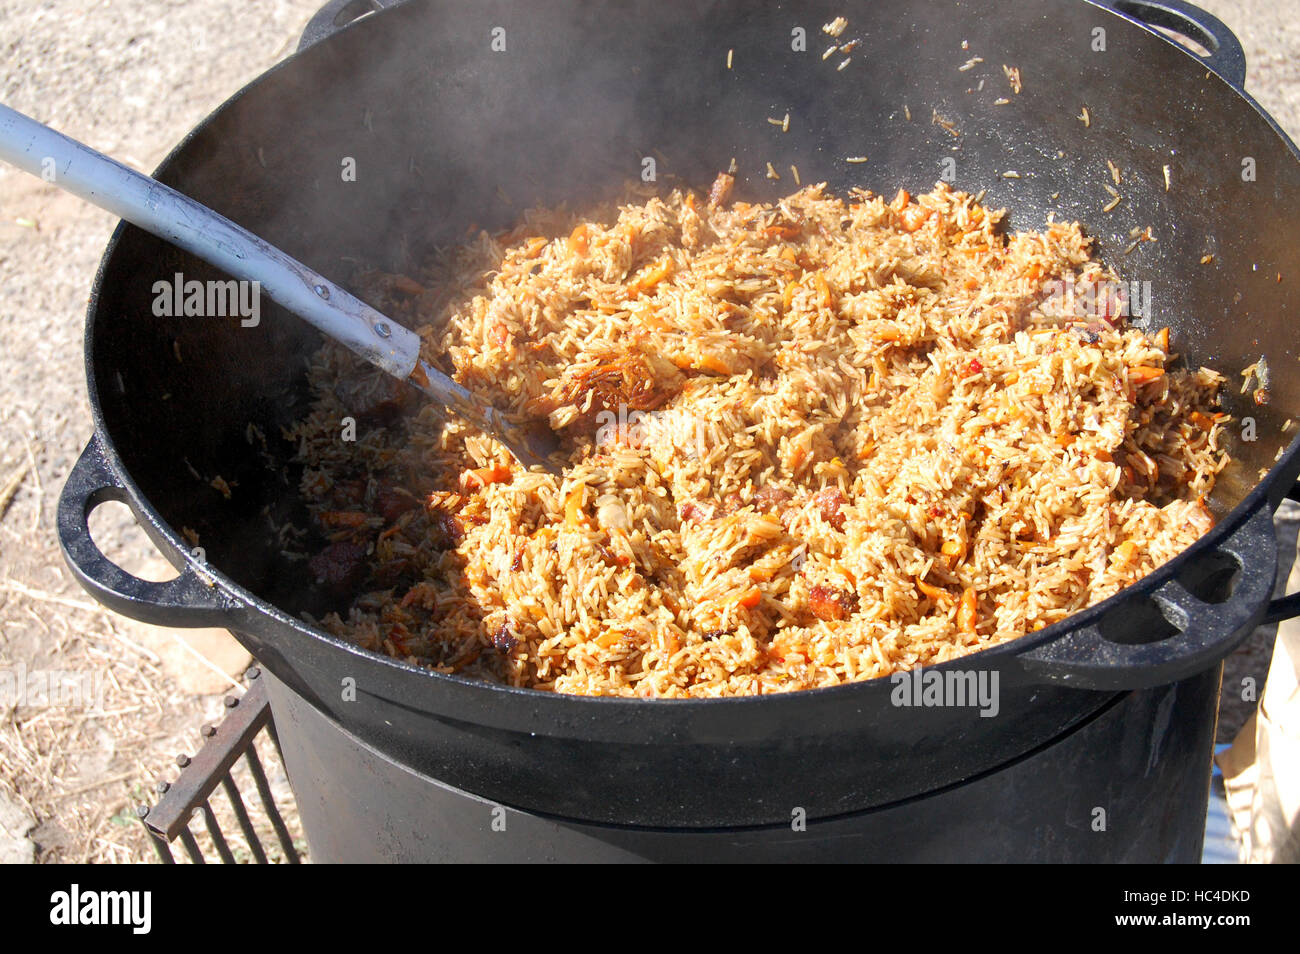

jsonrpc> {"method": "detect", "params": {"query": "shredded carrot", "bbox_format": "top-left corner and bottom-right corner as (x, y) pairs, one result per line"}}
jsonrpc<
(767, 634), (803, 663)
(564, 488), (587, 528)
(917, 579), (949, 601)
(1129, 365), (1165, 384)
(461, 464), (512, 491)
(697, 353), (731, 375)
(815, 271), (834, 308)
(737, 586), (763, 609)
(957, 587), (978, 635)
(763, 224), (803, 239)
(782, 280), (799, 312)
(595, 629), (624, 649)
(523, 236), (548, 258)
(898, 205), (930, 232)
(568, 223), (591, 257)
(629, 257), (674, 295)
(490, 321), (510, 349)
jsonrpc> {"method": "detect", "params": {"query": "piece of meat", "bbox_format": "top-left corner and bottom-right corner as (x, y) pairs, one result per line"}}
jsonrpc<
(596, 541), (631, 568)
(491, 621), (519, 653)
(372, 557), (416, 590)
(808, 583), (858, 621)
(811, 487), (849, 531)
(533, 348), (685, 441)
(429, 511), (465, 549)
(556, 353), (679, 416)
(374, 481), (420, 523)
(679, 501), (715, 523)
(753, 485), (793, 515)
(424, 493), (468, 549)
(309, 540), (369, 593)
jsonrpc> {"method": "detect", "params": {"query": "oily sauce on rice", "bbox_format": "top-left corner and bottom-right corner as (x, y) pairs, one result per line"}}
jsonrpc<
(286, 176), (1230, 697)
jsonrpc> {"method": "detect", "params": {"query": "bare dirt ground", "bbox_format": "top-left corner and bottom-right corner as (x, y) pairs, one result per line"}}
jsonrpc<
(0, 0), (1296, 863)
(0, 0), (318, 864)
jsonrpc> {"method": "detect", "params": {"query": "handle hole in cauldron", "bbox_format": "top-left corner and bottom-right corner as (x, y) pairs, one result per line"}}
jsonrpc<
(1175, 550), (1242, 605)
(1097, 595), (1182, 645)
(1113, 1), (1216, 59)
(1150, 24), (1212, 58)
(331, 0), (380, 30)
(87, 499), (181, 583)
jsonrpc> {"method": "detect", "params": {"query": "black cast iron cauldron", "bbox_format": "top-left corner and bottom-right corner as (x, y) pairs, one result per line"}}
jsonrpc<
(56, 0), (1300, 836)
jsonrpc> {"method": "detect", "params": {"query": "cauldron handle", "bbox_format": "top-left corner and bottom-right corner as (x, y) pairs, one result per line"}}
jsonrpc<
(1100, 0), (1248, 90)
(1020, 500), (1285, 690)
(57, 440), (245, 628)
(298, 0), (406, 52)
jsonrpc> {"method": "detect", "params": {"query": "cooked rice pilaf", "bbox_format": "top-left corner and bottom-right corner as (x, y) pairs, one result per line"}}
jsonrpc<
(288, 178), (1230, 697)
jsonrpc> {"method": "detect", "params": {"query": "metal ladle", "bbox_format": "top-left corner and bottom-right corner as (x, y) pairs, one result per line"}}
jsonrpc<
(0, 103), (563, 474)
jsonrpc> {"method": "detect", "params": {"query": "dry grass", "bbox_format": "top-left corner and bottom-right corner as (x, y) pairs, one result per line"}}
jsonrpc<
(0, 0), (318, 864)
(0, 498), (302, 862)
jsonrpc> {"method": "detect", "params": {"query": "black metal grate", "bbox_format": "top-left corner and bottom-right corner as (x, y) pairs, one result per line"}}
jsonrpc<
(137, 668), (301, 863)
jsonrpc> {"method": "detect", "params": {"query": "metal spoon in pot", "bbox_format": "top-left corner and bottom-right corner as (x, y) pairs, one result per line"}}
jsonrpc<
(0, 103), (563, 474)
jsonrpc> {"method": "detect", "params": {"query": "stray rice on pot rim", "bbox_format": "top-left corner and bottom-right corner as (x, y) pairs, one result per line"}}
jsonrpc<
(287, 175), (1230, 698)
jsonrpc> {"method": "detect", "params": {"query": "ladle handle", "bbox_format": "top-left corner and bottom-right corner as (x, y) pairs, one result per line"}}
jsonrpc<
(0, 102), (423, 380)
